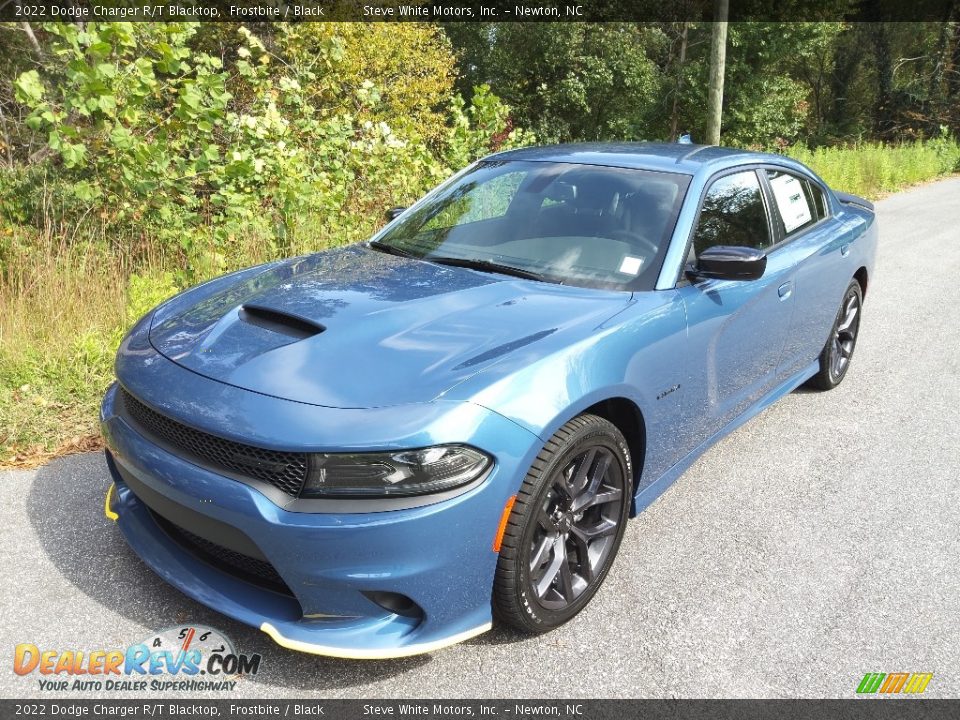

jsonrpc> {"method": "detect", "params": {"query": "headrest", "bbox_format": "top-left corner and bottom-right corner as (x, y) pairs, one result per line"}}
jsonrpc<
(544, 181), (577, 204)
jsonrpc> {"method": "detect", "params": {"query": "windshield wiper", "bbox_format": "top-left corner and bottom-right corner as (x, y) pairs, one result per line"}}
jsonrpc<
(371, 243), (552, 283)
(368, 240), (416, 258)
(427, 256), (551, 283)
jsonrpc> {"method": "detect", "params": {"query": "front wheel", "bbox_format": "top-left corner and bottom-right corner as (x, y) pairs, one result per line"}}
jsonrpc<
(493, 414), (633, 634)
(808, 279), (863, 391)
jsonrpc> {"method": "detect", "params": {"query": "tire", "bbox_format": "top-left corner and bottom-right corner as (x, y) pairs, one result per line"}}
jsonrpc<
(807, 279), (863, 391)
(493, 414), (633, 634)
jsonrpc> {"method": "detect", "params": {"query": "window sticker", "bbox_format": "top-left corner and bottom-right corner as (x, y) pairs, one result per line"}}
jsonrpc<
(769, 173), (813, 233)
(618, 255), (644, 275)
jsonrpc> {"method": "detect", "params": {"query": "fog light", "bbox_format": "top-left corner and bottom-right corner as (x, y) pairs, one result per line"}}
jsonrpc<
(362, 591), (423, 619)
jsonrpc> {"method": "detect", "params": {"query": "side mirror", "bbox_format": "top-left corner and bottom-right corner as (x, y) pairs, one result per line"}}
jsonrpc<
(691, 245), (767, 281)
(385, 207), (406, 221)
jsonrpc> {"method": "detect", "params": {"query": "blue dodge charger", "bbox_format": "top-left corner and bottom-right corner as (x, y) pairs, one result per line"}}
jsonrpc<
(101, 142), (877, 658)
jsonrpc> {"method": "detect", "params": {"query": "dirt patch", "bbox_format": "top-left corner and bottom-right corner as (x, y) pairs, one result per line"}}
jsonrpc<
(3, 434), (104, 470)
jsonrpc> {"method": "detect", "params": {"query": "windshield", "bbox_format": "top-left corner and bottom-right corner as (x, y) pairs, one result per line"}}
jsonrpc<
(373, 160), (690, 291)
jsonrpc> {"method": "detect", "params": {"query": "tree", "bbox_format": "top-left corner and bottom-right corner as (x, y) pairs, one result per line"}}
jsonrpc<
(446, 23), (665, 143)
(277, 23), (458, 144)
(5, 21), (528, 274)
(823, 20), (960, 141)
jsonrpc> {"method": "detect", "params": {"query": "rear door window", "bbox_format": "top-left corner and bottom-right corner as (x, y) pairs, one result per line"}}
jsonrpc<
(765, 170), (826, 236)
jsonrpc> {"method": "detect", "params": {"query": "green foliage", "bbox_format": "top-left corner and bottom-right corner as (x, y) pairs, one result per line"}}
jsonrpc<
(5, 17), (960, 464)
(6, 22), (528, 285)
(663, 23), (844, 148)
(126, 271), (178, 325)
(443, 84), (535, 169)
(819, 22), (960, 143)
(786, 134), (960, 198)
(13, 23), (232, 245)
(0, 20), (535, 462)
(447, 19), (960, 148)
(447, 23), (665, 143)
(277, 23), (457, 143)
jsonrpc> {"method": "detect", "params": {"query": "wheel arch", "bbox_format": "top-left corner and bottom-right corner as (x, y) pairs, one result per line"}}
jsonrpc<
(527, 392), (648, 503)
(579, 397), (646, 517)
(854, 266), (869, 299)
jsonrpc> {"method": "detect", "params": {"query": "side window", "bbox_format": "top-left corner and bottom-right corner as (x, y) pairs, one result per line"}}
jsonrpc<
(766, 170), (821, 236)
(692, 171), (770, 256)
(808, 180), (829, 219)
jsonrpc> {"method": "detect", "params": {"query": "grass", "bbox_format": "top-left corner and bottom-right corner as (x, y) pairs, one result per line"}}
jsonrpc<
(0, 223), (147, 467)
(0, 205), (364, 468)
(788, 137), (960, 199)
(2, 138), (959, 468)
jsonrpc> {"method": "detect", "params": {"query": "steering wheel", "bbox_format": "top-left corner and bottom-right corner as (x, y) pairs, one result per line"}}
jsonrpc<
(609, 230), (659, 258)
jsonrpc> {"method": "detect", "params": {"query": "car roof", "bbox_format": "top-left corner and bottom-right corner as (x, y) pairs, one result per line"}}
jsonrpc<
(485, 142), (795, 176)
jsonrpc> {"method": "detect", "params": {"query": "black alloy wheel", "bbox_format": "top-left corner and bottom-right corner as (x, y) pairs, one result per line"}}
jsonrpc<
(808, 279), (863, 390)
(493, 414), (633, 633)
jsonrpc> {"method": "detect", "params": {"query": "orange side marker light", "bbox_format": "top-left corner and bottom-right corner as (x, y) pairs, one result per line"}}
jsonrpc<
(492, 495), (516, 553)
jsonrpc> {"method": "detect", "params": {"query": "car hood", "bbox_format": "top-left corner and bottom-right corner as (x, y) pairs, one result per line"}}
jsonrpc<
(148, 245), (629, 408)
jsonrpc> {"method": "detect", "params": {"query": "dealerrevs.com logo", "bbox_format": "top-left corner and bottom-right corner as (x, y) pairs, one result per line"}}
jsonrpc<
(856, 672), (934, 695)
(13, 626), (262, 692)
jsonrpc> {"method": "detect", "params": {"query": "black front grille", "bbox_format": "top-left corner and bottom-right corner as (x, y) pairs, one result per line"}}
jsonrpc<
(151, 510), (294, 596)
(120, 387), (308, 497)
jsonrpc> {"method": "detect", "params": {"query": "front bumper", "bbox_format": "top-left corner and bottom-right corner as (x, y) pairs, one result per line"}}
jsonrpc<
(100, 374), (539, 658)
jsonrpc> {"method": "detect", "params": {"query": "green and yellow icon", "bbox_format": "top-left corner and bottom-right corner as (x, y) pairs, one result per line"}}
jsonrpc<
(856, 672), (933, 694)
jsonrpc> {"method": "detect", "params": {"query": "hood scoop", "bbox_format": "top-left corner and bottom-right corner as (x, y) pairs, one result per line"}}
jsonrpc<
(238, 303), (326, 340)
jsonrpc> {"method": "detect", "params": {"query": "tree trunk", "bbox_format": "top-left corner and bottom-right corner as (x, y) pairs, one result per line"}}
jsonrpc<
(20, 22), (42, 55)
(827, 26), (862, 135)
(870, 23), (895, 138)
(705, 0), (729, 145)
(0, 104), (13, 168)
(950, 21), (960, 105)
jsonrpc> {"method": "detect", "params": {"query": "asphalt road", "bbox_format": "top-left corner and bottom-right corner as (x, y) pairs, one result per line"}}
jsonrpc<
(2, 178), (959, 699)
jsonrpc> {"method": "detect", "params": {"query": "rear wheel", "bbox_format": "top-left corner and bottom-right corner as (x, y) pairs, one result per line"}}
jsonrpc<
(808, 279), (863, 391)
(493, 414), (632, 634)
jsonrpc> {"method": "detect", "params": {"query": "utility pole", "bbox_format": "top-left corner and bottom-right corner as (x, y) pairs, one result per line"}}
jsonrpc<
(705, 0), (729, 145)
(669, 22), (689, 140)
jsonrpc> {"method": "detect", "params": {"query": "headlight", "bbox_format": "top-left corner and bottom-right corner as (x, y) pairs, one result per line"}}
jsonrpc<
(300, 445), (492, 498)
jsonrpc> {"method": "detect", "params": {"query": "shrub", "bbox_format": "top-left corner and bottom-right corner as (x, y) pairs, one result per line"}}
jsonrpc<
(9, 22), (532, 284)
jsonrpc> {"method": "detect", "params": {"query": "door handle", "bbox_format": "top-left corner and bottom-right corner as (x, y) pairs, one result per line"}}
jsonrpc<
(778, 281), (793, 300)
(840, 244), (851, 257)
